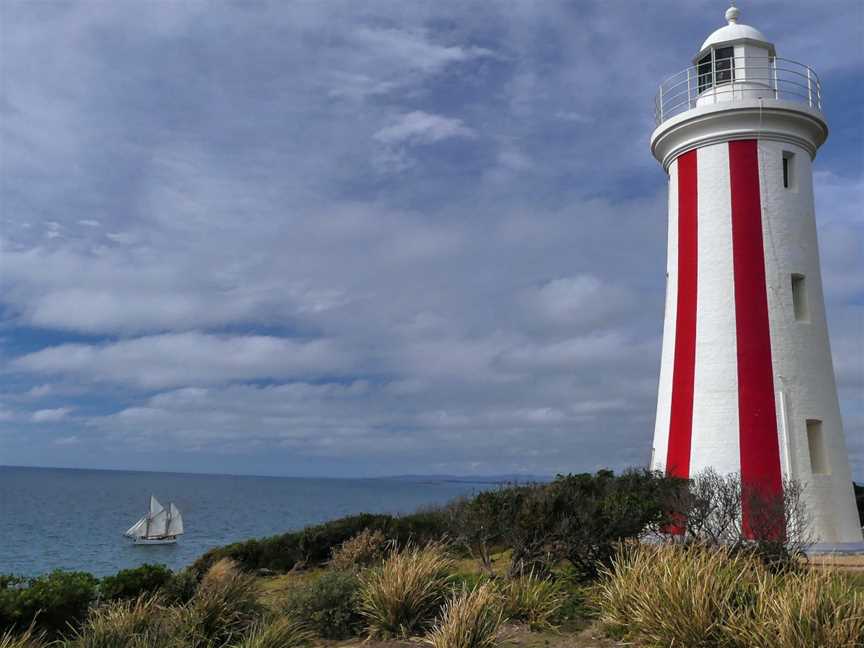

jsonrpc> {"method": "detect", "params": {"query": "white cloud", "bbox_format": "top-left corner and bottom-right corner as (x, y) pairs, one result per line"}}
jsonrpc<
(14, 333), (352, 389)
(31, 407), (72, 422)
(374, 111), (475, 146)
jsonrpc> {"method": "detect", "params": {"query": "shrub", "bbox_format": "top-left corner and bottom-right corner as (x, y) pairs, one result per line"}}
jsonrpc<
(500, 571), (566, 630)
(280, 570), (363, 639)
(552, 470), (683, 579)
(0, 571), (99, 637)
(723, 568), (864, 648)
(597, 543), (761, 647)
(174, 559), (262, 648)
(673, 469), (813, 569)
(64, 594), (176, 648)
(99, 564), (174, 601)
(192, 509), (452, 575)
(330, 528), (389, 571)
(424, 583), (504, 648)
(228, 617), (314, 648)
(161, 568), (199, 605)
(358, 543), (455, 638)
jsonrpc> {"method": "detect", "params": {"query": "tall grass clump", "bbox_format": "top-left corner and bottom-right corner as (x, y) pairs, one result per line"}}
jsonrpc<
(597, 543), (760, 647)
(724, 567), (864, 648)
(358, 543), (455, 638)
(424, 583), (504, 648)
(0, 624), (45, 648)
(500, 571), (566, 630)
(62, 594), (175, 648)
(174, 558), (262, 648)
(228, 617), (314, 648)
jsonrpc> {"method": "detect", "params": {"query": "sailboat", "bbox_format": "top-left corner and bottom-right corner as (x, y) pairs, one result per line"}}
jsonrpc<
(124, 495), (184, 545)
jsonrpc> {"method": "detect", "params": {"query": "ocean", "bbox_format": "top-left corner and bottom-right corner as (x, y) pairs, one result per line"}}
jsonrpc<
(0, 466), (492, 577)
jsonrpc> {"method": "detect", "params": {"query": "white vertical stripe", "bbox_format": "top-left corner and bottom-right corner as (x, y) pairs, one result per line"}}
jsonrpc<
(651, 161), (678, 473)
(757, 140), (863, 544)
(689, 143), (741, 477)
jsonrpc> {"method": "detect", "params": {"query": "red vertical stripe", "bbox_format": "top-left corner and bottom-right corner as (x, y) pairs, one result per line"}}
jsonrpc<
(729, 139), (784, 537)
(666, 150), (698, 480)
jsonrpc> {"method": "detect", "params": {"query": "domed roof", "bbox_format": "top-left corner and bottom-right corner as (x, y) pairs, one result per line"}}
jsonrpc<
(697, 6), (775, 59)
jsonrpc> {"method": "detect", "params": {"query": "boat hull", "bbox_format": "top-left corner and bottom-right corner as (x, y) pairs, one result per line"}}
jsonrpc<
(132, 536), (178, 545)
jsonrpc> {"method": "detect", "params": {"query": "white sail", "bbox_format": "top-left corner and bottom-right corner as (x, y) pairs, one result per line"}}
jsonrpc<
(147, 508), (169, 537)
(149, 495), (164, 516)
(166, 503), (184, 536)
(125, 516), (148, 538)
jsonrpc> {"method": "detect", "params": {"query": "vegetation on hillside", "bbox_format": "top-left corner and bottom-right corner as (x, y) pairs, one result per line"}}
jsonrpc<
(1, 469), (862, 647)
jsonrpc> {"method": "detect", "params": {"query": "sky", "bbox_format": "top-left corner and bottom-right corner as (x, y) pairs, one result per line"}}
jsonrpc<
(0, 1), (862, 479)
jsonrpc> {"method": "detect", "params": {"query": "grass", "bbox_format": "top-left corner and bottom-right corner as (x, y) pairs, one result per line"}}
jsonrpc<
(596, 543), (864, 648)
(425, 583), (504, 648)
(228, 617), (314, 648)
(357, 543), (456, 638)
(500, 570), (567, 630)
(0, 624), (44, 648)
(61, 594), (175, 648)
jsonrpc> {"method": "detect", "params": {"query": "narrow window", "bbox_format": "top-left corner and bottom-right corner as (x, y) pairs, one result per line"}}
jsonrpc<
(782, 151), (795, 189)
(791, 273), (808, 320)
(714, 46), (735, 85)
(806, 420), (829, 475)
(697, 53), (713, 93)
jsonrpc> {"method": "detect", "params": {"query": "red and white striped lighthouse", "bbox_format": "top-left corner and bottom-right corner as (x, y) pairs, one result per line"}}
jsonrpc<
(650, 6), (863, 550)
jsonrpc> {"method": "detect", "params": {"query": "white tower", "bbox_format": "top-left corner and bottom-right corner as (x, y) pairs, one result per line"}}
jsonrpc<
(650, 6), (863, 550)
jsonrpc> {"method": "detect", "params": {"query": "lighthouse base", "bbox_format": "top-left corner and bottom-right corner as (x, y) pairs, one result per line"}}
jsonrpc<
(804, 542), (864, 556)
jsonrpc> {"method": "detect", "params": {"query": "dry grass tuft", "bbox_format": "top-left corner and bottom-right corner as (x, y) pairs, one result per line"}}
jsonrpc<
(597, 543), (761, 647)
(0, 624), (45, 648)
(330, 528), (390, 571)
(723, 567), (864, 648)
(597, 542), (864, 648)
(228, 616), (314, 648)
(175, 558), (262, 648)
(64, 594), (175, 648)
(424, 583), (504, 648)
(358, 543), (455, 638)
(500, 570), (566, 630)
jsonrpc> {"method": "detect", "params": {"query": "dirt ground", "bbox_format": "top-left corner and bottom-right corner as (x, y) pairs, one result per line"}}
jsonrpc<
(808, 553), (864, 572)
(327, 622), (626, 648)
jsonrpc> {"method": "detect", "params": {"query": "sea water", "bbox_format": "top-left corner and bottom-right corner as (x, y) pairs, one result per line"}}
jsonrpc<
(0, 466), (488, 577)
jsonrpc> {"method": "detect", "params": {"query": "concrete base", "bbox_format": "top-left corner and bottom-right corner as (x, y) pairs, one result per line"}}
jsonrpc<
(805, 542), (864, 556)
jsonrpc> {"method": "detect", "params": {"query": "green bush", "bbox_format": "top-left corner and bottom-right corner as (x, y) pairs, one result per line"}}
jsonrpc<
(193, 509), (451, 575)
(551, 469), (683, 578)
(280, 570), (363, 638)
(161, 568), (200, 606)
(0, 571), (99, 637)
(100, 564), (173, 601)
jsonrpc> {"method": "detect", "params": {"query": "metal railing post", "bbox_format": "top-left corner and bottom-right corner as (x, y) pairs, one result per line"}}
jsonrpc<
(687, 67), (692, 109)
(772, 57), (779, 99)
(711, 48), (717, 104)
(659, 84), (664, 123)
(806, 67), (813, 108)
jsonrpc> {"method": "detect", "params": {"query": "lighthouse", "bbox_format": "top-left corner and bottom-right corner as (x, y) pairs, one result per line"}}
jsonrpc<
(649, 6), (863, 550)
